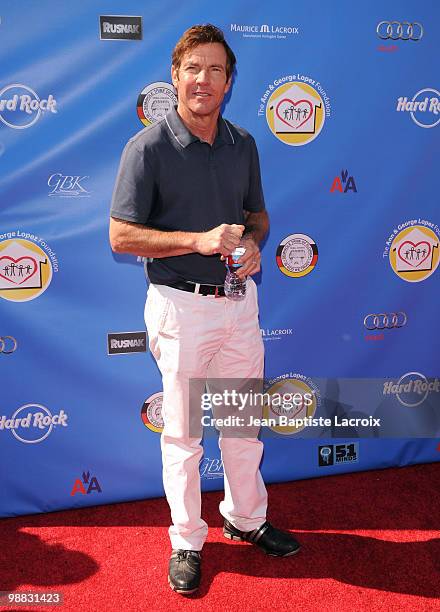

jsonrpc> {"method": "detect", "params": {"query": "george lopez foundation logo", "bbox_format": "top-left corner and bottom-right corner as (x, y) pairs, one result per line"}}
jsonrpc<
(259, 75), (331, 146)
(384, 220), (440, 282)
(0, 234), (59, 301)
(262, 373), (321, 435)
(396, 88), (440, 128)
(0, 404), (68, 444)
(0, 84), (57, 129)
(70, 471), (102, 496)
(99, 16), (142, 40)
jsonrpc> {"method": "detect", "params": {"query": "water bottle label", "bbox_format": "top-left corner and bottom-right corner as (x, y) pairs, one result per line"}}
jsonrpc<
(226, 246), (246, 268)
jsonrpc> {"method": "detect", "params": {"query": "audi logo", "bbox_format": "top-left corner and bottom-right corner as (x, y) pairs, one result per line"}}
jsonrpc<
(0, 336), (17, 354)
(376, 21), (423, 41)
(363, 313), (407, 330)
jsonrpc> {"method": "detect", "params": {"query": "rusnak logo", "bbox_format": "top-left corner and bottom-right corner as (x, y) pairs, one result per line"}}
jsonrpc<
(107, 331), (147, 355)
(70, 471), (102, 496)
(0, 84), (57, 129)
(99, 16), (142, 40)
(0, 404), (68, 444)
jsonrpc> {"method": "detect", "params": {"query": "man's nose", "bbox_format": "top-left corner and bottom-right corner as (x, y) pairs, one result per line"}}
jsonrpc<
(196, 69), (209, 84)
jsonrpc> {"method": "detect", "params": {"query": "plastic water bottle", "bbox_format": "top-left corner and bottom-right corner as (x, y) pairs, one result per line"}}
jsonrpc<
(224, 247), (246, 301)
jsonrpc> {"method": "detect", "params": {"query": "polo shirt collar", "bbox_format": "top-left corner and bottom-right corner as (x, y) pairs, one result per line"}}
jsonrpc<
(165, 106), (235, 149)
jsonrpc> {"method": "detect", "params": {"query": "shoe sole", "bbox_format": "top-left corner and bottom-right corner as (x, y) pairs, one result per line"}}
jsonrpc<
(223, 530), (301, 557)
(167, 574), (199, 595)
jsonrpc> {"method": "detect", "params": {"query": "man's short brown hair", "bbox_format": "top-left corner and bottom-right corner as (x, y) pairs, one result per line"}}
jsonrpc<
(172, 24), (236, 80)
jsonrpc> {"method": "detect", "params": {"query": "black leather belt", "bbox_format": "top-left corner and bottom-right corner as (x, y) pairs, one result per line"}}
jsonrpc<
(166, 280), (225, 297)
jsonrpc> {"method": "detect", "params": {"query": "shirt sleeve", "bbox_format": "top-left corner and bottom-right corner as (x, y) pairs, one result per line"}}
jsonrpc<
(110, 140), (156, 224)
(243, 136), (266, 213)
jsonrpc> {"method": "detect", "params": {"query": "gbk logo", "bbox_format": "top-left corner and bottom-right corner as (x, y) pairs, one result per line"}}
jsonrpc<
(318, 443), (359, 466)
(330, 169), (357, 193)
(199, 457), (224, 480)
(48, 174), (90, 198)
(70, 471), (102, 496)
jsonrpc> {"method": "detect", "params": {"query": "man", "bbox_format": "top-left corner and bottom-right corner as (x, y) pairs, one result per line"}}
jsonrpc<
(109, 24), (300, 595)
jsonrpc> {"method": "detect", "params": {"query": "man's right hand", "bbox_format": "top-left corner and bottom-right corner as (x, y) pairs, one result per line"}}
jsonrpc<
(195, 224), (245, 256)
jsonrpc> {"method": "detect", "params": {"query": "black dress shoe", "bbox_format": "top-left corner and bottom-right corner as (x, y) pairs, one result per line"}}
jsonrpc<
(223, 520), (301, 557)
(168, 549), (201, 594)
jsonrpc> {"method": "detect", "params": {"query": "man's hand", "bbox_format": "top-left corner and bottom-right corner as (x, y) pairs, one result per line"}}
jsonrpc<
(195, 224), (245, 256)
(235, 235), (261, 279)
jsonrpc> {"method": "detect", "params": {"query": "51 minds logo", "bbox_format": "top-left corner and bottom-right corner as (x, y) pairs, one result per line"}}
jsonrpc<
(258, 74), (331, 146)
(383, 219), (439, 282)
(0, 84), (58, 129)
(0, 232), (59, 301)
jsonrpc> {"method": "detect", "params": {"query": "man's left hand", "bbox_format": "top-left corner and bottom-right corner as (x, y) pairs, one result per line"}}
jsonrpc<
(235, 235), (261, 279)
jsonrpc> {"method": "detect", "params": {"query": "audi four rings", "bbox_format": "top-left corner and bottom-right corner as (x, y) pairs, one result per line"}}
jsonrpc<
(376, 21), (423, 41)
(0, 336), (18, 354)
(363, 313), (407, 330)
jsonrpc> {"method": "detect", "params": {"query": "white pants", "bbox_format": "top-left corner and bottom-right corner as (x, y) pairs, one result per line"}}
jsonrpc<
(144, 279), (267, 551)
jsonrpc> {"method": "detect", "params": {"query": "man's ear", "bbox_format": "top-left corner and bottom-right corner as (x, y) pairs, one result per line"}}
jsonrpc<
(224, 75), (232, 94)
(171, 64), (179, 88)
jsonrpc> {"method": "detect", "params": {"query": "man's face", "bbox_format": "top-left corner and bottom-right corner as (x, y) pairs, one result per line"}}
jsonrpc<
(172, 42), (231, 119)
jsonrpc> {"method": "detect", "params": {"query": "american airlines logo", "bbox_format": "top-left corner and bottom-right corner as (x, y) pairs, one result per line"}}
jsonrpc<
(107, 331), (147, 355)
(99, 16), (142, 40)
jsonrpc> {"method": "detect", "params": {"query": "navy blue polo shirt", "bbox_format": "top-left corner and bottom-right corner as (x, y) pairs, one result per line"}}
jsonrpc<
(110, 106), (265, 285)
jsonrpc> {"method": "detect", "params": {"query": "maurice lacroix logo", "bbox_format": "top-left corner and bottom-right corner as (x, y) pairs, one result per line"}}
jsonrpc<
(230, 23), (299, 39)
(0, 84), (57, 129)
(107, 331), (147, 355)
(99, 15), (142, 40)
(260, 327), (293, 341)
(48, 174), (91, 198)
(0, 404), (68, 444)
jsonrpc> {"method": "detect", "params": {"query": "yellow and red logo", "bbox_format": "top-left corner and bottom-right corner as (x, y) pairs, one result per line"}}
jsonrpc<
(0, 238), (53, 302)
(389, 225), (439, 282)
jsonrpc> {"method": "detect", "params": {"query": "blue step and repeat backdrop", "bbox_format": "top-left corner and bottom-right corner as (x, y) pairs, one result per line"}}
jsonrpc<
(1, 1), (439, 517)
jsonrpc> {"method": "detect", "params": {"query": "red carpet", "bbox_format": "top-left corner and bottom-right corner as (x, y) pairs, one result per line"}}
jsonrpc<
(1, 463), (439, 611)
